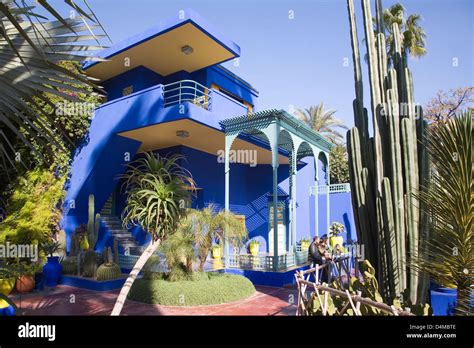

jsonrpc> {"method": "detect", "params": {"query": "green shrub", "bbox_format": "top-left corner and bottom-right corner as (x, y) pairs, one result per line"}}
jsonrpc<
(128, 272), (255, 306)
(0, 168), (65, 248)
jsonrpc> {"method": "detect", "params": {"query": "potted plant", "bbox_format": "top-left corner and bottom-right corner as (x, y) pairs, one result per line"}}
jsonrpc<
(40, 239), (63, 287)
(0, 267), (16, 296)
(249, 240), (260, 256)
(329, 222), (345, 249)
(211, 244), (222, 259)
(300, 238), (311, 251)
(16, 263), (39, 293)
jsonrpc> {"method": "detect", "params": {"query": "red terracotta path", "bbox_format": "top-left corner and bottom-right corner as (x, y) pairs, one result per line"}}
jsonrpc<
(10, 285), (297, 316)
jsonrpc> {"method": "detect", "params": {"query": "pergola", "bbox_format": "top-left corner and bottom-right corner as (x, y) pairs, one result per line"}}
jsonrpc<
(220, 109), (333, 271)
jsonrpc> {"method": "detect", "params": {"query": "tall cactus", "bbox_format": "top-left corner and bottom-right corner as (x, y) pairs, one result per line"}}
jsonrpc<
(87, 194), (101, 251)
(346, 0), (429, 304)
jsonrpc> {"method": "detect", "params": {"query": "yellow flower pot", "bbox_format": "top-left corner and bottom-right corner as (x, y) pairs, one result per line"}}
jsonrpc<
(249, 243), (260, 256)
(212, 246), (222, 259)
(330, 236), (344, 249)
(80, 236), (89, 251)
(300, 241), (310, 250)
(0, 278), (16, 296)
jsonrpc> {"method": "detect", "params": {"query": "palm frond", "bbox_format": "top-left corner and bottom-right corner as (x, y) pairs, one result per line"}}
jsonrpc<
(0, 0), (106, 170)
(411, 111), (473, 315)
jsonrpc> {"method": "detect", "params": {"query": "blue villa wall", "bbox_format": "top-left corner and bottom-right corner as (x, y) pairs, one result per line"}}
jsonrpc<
(101, 64), (258, 109)
(109, 145), (356, 253)
(64, 9), (355, 255)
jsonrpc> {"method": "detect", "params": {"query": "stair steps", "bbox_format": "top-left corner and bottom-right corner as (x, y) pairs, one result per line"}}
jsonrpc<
(101, 214), (141, 253)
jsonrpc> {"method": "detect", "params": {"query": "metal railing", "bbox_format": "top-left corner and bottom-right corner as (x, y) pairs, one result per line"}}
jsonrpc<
(163, 80), (211, 110)
(227, 250), (309, 271)
(310, 183), (351, 195)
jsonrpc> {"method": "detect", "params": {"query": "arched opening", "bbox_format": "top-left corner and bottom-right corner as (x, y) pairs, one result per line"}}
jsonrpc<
(225, 128), (276, 255)
(317, 151), (330, 236)
(295, 141), (317, 243)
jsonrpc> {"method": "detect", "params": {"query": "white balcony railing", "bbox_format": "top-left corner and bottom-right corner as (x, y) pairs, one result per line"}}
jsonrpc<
(163, 80), (211, 110)
(309, 183), (351, 196)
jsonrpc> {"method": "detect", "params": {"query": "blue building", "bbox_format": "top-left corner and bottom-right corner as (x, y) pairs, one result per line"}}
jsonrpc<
(63, 9), (355, 275)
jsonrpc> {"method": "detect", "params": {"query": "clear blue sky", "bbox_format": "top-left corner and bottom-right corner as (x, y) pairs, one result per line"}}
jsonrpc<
(56, 0), (474, 128)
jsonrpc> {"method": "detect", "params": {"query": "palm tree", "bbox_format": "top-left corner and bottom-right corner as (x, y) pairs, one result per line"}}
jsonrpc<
(294, 103), (348, 143)
(378, 3), (427, 66)
(159, 222), (196, 278)
(0, 1), (106, 170)
(411, 111), (473, 315)
(111, 152), (196, 315)
(183, 204), (247, 272)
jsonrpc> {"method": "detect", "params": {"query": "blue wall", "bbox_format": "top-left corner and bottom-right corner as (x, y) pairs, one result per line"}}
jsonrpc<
(109, 145), (356, 252)
(102, 66), (163, 101)
(101, 64), (258, 109)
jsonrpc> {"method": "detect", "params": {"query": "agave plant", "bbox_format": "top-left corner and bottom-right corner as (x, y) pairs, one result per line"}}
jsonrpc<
(0, 0), (107, 171)
(411, 111), (473, 315)
(111, 152), (196, 315)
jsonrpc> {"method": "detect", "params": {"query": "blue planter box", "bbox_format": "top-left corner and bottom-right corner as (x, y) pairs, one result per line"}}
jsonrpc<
(60, 275), (126, 291)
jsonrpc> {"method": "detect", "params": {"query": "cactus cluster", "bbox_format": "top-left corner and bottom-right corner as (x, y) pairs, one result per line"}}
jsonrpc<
(306, 260), (431, 316)
(61, 257), (78, 275)
(346, 0), (429, 304)
(82, 250), (97, 277)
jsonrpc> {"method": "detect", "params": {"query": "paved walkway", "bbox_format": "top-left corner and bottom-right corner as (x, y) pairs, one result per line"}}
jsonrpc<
(11, 285), (297, 316)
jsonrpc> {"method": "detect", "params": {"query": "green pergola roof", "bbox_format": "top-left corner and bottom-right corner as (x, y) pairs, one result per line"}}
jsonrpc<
(220, 109), (333, 155)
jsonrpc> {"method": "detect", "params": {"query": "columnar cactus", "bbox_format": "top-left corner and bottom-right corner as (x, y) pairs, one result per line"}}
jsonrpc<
(346, 0), (429, 304)
(87, 194), (101, 250)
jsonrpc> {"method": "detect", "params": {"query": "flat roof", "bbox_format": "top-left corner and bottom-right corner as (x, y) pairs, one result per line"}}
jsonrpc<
(84, 8), (241, 80)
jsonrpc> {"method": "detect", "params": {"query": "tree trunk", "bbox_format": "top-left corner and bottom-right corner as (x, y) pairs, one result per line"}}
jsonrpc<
(111, 239), (161, 316)
(198, 257), (206, 272)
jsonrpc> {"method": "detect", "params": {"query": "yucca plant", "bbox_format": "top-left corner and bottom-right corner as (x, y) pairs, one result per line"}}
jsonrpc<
(111, 152), (195, 315)
(0, 0), (106, 172)
(411, 111), (473, 315)
(183, 204), (247, 272)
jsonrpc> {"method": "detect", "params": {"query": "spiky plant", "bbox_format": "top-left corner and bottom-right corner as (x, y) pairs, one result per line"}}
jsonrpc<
(411, 111), (473, 315)
(111, 152), (195, 315)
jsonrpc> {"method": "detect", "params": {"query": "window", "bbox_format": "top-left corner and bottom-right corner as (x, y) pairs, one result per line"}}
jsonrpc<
(211, 84), (253, 114)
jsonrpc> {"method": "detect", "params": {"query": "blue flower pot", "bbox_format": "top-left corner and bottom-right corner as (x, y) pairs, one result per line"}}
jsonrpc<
(43, 256), (62, 287)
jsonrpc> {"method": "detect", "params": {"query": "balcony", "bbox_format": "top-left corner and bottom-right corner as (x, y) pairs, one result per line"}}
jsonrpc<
(163, 80), (211, 111)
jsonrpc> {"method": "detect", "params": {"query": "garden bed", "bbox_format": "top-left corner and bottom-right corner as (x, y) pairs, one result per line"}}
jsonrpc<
(128, 272), (255, 306)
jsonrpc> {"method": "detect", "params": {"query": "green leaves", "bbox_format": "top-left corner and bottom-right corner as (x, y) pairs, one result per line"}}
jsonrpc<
(120, 153), (195, 242)
(180, 204), (248, 272)
(294, 103), (348, 144)
(412, 111), (473, 315)
(0, 1), (105, 177)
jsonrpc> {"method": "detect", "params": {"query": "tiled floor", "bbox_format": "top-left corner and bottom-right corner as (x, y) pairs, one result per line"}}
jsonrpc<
(10, 285), (297, 316)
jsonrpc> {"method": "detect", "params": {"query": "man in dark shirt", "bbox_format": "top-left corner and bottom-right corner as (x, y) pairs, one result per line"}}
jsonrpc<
(308, 236), (332, 283)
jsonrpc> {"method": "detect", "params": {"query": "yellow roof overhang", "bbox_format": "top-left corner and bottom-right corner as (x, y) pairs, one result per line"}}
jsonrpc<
(118, 119), (289, 165)
(86, 22), (237, 81)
